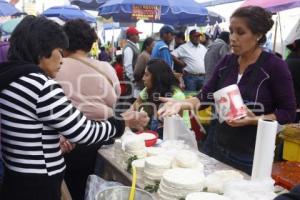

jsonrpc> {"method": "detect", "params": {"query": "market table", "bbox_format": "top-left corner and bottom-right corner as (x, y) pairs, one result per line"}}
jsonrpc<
(94, 145), (250, 190)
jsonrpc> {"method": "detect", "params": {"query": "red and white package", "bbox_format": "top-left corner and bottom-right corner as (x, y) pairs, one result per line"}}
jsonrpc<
(213, 84), (247, 122)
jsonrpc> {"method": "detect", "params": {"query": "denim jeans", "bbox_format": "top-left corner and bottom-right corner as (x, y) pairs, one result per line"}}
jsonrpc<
(149, 117), (163, 139)
(183, 74), (204, 92)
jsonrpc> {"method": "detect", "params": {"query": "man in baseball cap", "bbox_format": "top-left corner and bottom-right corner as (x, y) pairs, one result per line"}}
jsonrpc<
(126, 26), (142, 36)
(122, 26), (142, 103)
(172, 29), (207, 91)
(151, 25), (175, 69)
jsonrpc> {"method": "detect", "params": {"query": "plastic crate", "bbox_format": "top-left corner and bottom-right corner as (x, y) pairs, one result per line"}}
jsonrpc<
(281, 124), (300, 162)
(283, 138), (300, 162)
(272, 161), (300, 190)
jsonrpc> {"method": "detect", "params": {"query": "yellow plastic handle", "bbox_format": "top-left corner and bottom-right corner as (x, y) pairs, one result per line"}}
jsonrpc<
(129, 166), (137, 200)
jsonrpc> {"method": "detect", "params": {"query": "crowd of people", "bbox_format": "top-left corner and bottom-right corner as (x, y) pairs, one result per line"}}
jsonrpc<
(0, 4), (299, 200)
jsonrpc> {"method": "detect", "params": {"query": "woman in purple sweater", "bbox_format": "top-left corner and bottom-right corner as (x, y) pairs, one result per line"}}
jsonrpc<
(158, 6), (296, 174)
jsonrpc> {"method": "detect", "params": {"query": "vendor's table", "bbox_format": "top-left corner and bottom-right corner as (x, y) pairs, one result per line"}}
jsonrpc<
(95, 145), (249, 190)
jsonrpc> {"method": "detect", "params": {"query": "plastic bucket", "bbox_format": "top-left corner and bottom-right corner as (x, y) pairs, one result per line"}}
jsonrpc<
(95, 186), (155, 200)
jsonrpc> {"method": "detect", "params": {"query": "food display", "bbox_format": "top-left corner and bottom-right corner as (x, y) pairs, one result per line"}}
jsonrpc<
(158, 168), (205, 200)
(111, 130), (279, 200)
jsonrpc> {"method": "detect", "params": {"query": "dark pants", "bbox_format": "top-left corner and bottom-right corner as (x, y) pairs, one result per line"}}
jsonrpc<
(64, 143), (105, 200)
(204, 120), (255, 175)
(1, 168), (63, 200)
(213, 144), (253, 175)
(183, 74), (204, 92)
(0, 160), (3, 194)
(202, 120), (217, 156)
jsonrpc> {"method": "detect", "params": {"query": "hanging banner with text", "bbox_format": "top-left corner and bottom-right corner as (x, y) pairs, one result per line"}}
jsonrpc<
(131, 5), (161, 21)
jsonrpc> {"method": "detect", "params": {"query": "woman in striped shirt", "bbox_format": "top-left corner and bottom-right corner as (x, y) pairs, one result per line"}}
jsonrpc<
(0, 16), (149, 200)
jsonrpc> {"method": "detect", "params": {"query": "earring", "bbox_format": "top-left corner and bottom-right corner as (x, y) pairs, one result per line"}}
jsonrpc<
(257, 38), (260, 41)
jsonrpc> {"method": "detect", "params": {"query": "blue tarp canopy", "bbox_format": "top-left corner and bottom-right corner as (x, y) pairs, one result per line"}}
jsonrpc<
(98, 0), (209, 25)
(42, 5), (96, 23)
(0, 0), (20, 17)
(69, 0), (106, 10)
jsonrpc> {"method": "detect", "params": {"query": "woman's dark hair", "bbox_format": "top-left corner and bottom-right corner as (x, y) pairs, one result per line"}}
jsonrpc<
(8, 15), (68, 64)
(63, 19), (98, 53)
(231, 6), (274, 45)
(115, 54), (122, 64)
(219, 31), (230, 44)
(146, 59), (179, 103)
(175, 31), (185, 41)
(141, 37), (154, 52)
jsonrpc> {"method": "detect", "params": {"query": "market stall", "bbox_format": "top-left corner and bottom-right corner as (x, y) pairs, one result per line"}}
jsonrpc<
(91, 118), (299, 200)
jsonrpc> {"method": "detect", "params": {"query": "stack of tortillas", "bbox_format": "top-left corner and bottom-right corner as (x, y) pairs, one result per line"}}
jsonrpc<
(158, 168), (205, 200)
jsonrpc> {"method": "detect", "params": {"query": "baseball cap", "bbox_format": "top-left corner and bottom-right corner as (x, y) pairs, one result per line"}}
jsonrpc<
(189, 29), (201, 37)
(126, 27), (142, 35)
(159, 25), (175, 35)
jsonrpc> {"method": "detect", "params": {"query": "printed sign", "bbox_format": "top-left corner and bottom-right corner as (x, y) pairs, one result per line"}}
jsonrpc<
(132, 5), (161, 21)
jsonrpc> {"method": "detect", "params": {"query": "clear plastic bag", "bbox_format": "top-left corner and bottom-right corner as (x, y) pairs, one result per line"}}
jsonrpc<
(84, 175), (123, 200)
(163, 115), (198, 150)
(223, 178), (276, 200)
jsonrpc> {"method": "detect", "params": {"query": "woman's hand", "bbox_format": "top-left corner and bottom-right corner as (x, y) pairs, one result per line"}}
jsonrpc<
(59, 136), (76, 154)
(226, 107), (258, 127)
(157, 97), (182, 117)
(121, 110), (149, 131)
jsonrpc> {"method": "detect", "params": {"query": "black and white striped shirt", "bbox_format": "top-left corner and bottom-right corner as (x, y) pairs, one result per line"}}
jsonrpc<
(0, 73), (124, 176)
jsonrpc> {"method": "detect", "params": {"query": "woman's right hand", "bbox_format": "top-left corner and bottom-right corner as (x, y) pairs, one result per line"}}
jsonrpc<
(121, 110), (150, 131)
(157, 97), (182, 117)
(59, 136), (76, 154)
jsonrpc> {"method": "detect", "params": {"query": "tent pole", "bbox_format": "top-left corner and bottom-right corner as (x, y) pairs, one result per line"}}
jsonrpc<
(278, 12), (284, 55)
(151, 21), (154, 36)
(273, 14), (278, 52)
(112, 25), (115, 61)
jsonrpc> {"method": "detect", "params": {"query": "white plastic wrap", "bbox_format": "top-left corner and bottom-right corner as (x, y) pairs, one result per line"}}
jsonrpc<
(205, 170), (244, 194)
(223, 178), (276, 200)
(84, 175), (123, 200)
(163, 115), (198, 150)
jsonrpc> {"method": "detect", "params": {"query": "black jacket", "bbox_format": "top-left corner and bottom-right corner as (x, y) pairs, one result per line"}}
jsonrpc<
(274, 185), (300, 200)
(0, 61), (42, 92)
(286, 52), (300, 108)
